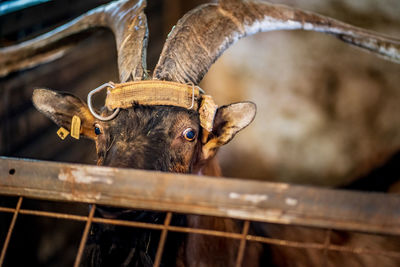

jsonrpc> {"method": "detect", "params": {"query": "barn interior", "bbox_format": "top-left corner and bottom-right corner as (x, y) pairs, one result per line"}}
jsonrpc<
(0, 0), (400, 266)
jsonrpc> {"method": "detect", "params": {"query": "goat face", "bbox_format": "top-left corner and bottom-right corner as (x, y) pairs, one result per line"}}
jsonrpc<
(95, 106), (200, 171)
(32, 88), (256, 173)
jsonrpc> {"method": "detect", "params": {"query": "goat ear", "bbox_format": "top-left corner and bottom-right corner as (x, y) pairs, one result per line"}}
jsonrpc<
(202, 102), (256, 160)
(32, 89), (97, 139)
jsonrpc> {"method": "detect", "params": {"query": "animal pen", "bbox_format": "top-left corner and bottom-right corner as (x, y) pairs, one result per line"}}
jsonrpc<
(1, 0), (400, 266)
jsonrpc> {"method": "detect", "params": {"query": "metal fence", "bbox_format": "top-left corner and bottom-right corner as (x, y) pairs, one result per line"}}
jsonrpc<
(0, 156), (400, 266)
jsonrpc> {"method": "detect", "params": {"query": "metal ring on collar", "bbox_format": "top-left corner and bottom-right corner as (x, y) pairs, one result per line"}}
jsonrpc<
(188, 82), (205, 110)
(87, 82), (120, 121)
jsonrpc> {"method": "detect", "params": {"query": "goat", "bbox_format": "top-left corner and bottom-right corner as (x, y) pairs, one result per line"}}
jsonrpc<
(1, 0), (399, 266)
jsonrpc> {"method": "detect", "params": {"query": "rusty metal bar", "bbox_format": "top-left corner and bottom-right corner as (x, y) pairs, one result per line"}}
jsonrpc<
(0, 206), (164, 229)
(0, 207), (16, 213)
(326, 244), (400, 258)
(74, 204), (96, 267)
(154, 212), (172, 267)
(236, 220), (250, 267)
(167, 225), (243, 239)
(1, 157), (400, 236)
(246, 235), (400, 258)
(322, 229), (332, 267)
(20, 209), (88, 221)
(93, 217), (165, 230)
(0, 196), (22, 265)
(246, 234), (330, 250)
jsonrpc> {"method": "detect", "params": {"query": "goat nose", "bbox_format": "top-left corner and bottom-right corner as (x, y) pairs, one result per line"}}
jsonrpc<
(103, 143), (147, 169)
(103, 143), (129, 167)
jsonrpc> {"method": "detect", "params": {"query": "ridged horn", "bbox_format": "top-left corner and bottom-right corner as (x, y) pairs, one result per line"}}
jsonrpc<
(153, 0), (400, 85)
(0, 0), (148, 82)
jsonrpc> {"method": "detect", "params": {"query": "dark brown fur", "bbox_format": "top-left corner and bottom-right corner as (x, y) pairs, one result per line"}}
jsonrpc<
(94, 106), (200, 172)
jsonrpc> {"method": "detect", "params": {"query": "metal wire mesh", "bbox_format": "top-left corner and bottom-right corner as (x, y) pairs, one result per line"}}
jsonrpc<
(0, 196), (399, 266)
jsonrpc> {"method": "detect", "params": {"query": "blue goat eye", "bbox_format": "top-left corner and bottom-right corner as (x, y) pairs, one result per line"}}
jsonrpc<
(94, 126), (101, 135)
(183, 128), (196, 141)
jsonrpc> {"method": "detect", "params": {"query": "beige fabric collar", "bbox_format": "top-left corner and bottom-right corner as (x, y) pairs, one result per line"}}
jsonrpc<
(88, 80), (218, 132)
(105, 80), (202, 110)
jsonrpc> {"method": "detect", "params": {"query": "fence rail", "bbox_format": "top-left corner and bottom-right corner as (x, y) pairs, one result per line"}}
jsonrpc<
(1, 156), (399, 236)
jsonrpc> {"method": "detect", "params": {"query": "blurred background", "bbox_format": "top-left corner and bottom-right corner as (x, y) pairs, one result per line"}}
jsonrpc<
(1, 0), (400, 190)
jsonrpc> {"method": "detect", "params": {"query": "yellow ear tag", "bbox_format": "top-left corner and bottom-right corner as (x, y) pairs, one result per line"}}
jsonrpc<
(57, 127), (69, 140)
(70, 115), (81, 140)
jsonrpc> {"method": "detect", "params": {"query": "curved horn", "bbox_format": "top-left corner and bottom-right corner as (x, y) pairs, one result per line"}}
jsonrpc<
(0, 0), (148, 82)
(153, 0), (400, 84)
